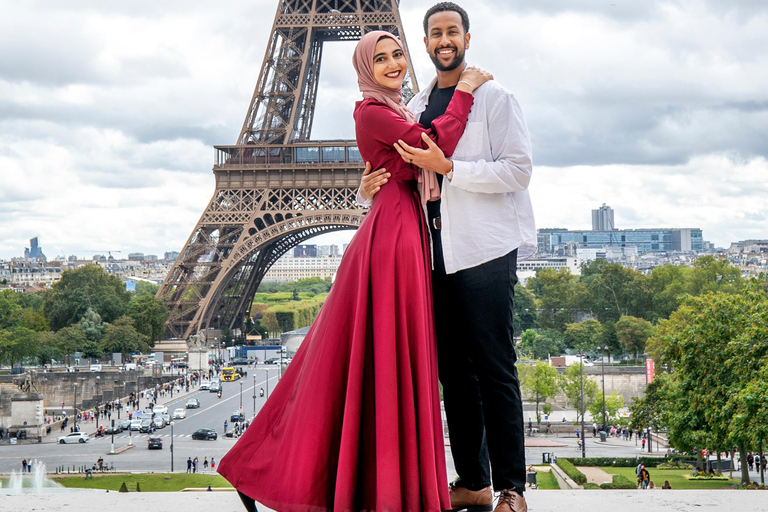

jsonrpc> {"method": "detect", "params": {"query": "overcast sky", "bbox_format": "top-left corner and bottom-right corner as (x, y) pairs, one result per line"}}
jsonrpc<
(2, 0), (767, 260)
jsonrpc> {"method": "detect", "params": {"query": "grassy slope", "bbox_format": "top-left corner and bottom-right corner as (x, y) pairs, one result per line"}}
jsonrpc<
(52, 473), (233, 492)
(599, 467), (737, 490)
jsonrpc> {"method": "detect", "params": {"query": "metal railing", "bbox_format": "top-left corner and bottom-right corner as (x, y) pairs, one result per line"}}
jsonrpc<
(214, 141), (363, 168)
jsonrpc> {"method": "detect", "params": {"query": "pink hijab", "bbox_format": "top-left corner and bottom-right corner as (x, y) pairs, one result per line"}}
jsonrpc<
(353, 31), (440, 205)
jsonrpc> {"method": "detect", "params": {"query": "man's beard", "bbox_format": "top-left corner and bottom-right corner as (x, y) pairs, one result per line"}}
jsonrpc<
(429, 45), (465, 72)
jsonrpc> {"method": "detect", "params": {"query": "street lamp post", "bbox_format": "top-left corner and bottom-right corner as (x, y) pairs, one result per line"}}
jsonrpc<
(597, 345), (608, 431)
(73, 382), (78, 432)
(170, 421), (175, 472)
(110, 419), (115, 454)
(578, 350), (586, 459)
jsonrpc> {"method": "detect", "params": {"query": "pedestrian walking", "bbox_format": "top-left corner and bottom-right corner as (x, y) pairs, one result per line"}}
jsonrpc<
(193, 457), (198, 474)
(187, 457), (192, 474)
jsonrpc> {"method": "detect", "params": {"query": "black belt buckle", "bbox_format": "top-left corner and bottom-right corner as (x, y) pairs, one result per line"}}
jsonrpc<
(431, 217), (442, 230)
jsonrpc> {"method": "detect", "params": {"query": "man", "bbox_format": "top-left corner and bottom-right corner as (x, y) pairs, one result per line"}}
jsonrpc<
(359, 3), (535, 511)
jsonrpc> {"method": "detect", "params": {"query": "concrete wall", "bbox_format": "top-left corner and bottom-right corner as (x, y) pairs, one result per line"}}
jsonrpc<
(546, 366), (648, 409)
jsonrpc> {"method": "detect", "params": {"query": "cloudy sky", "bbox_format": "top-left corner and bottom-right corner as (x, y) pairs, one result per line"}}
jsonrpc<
(2, 0), (767, 260)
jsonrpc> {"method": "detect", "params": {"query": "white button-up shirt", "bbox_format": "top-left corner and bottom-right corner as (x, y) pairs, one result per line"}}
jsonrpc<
(358, 77), (537, 274)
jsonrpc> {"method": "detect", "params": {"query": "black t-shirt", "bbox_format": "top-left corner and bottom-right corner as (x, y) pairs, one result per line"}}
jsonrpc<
(419, 84), (456, 222)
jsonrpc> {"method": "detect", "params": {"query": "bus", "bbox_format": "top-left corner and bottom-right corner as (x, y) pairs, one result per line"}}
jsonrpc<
(221, 367), (241, 382)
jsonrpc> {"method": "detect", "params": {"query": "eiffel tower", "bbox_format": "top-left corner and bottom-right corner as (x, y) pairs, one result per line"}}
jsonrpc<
(158, 0), (419, 340)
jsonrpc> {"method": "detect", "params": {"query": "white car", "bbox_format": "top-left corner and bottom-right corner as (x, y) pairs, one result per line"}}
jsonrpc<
(152, 405), (168, 415)
(130, 419), (142, 431)
(57, 432), (90, 444)
(200, 380), (211, 390)
(172, 408), (187, 419)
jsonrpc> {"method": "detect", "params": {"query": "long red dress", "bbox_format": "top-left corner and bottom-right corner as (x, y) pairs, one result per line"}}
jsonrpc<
(217, 90), (474, 512)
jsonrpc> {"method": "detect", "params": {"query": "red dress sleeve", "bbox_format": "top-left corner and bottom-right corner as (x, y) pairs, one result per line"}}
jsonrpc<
(354, 90), (473, 157)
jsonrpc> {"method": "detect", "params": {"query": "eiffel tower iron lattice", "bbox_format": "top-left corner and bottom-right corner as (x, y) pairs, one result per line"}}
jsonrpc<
(158, 0), (419, 340)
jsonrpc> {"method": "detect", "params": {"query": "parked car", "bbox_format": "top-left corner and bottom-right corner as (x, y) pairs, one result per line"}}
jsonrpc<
(191, 428), (218, 440)
(173, 408), (187, 420)
(58, 432), (90, 444)
(147, 436), (163, 449)
(231, 410), (245, 422)
(185, 398), (200, 409)
(200, 380), (211, 390)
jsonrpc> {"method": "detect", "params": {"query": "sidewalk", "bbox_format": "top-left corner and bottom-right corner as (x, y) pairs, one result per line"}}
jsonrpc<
(0, 490), (757, 511)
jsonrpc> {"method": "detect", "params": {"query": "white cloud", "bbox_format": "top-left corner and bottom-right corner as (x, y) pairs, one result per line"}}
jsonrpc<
(1, 0), (767, 259)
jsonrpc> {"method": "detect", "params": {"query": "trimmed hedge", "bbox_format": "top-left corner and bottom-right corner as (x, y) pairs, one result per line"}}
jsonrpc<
(600, 474), (636, 490)
(556, 459), (587, 485)
(564, 457), (668, 468)
(583, 483), (601, 490)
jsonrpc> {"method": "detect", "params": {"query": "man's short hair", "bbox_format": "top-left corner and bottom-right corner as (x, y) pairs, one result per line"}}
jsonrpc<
(423, 2), (470, 36)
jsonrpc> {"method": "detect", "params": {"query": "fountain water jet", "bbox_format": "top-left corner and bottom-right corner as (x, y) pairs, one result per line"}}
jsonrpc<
(2, 460), (64, 493)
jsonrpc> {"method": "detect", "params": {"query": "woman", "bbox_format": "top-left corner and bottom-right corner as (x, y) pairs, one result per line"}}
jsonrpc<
(217, 31), (490, 512)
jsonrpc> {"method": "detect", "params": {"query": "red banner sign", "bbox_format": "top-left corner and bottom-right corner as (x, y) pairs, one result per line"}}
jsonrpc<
(645, 359), (655, 384)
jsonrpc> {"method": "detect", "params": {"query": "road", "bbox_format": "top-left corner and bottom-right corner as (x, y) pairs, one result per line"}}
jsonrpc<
(0, 367), (280, 475)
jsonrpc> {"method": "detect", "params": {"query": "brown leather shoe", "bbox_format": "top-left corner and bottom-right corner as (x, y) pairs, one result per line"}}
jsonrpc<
(448, 482), (493, 512)
(494, 490), (527, 512)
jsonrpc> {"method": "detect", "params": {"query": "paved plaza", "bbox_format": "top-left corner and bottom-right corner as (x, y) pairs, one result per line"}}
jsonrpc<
(1, 489), (758, 511)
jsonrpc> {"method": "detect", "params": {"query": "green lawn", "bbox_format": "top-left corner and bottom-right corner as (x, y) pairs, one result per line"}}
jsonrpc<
(52, 473), (233, 492)
(599, 467), (737, 490)
(535, 469), (559, 490)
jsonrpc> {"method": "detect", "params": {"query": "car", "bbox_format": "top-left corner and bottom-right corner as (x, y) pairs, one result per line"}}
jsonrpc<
(152, 416), (165, 429)
(231, 410), (245, 422)
(200, 380), (211, 390)
(140, 418), (155, 433)
(264, 358), (281, 365)
(209, 381), (222, 393)
(104, 423), (122, 434)
(162, 413), (171, 424)
(57, 432), (90, 444)
(232, 357), (249, 365)
(191, 428), (218, 440)
(185, 398), (200, 409)
(147, 436), (163, 449)
(118, 419), (131, 431)
(172, 408), (187, 420)
(129, 419), (142, 431)
(152, 405), (168, 415)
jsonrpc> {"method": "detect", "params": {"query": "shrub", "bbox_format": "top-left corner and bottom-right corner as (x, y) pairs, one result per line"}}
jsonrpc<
(583, 482), (601, 490)
(119, 482), (129, 493)
(556, 459), (587, 485)
(567, 457), (667, 468)
(600, 474), (636, 489)
(136, 482), (141, 492)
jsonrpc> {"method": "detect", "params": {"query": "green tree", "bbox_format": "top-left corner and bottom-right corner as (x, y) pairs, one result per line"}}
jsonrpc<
(126, 294), (169, 344)
(54, 326), (87, 366)
(35, 331), (61, 366)
(0, 290), (23, 330)
(526, 268), (586, 331)
(513, 285), (538, 336)
(615, 315), (654, 360)
(79, 308), (105, 344)
(517, 328), (566, 360)
(133, 281), (160, 297)
(0, 327), (41, 367)
(588, 392), (625, 426)
(561, 363), (599, 424)
(43, 265), (131, 329)
(518, 359), (560, 425)
(580, 260), (651, 322)
(564, 319), (602, 352)
(102, 316), (148, 359)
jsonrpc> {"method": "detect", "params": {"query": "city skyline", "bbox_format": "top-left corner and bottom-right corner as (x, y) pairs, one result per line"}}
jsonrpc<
(2, 0), (767, 259)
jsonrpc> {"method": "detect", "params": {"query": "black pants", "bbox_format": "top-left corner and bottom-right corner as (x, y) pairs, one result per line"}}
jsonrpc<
(432, 236), (525, 492)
